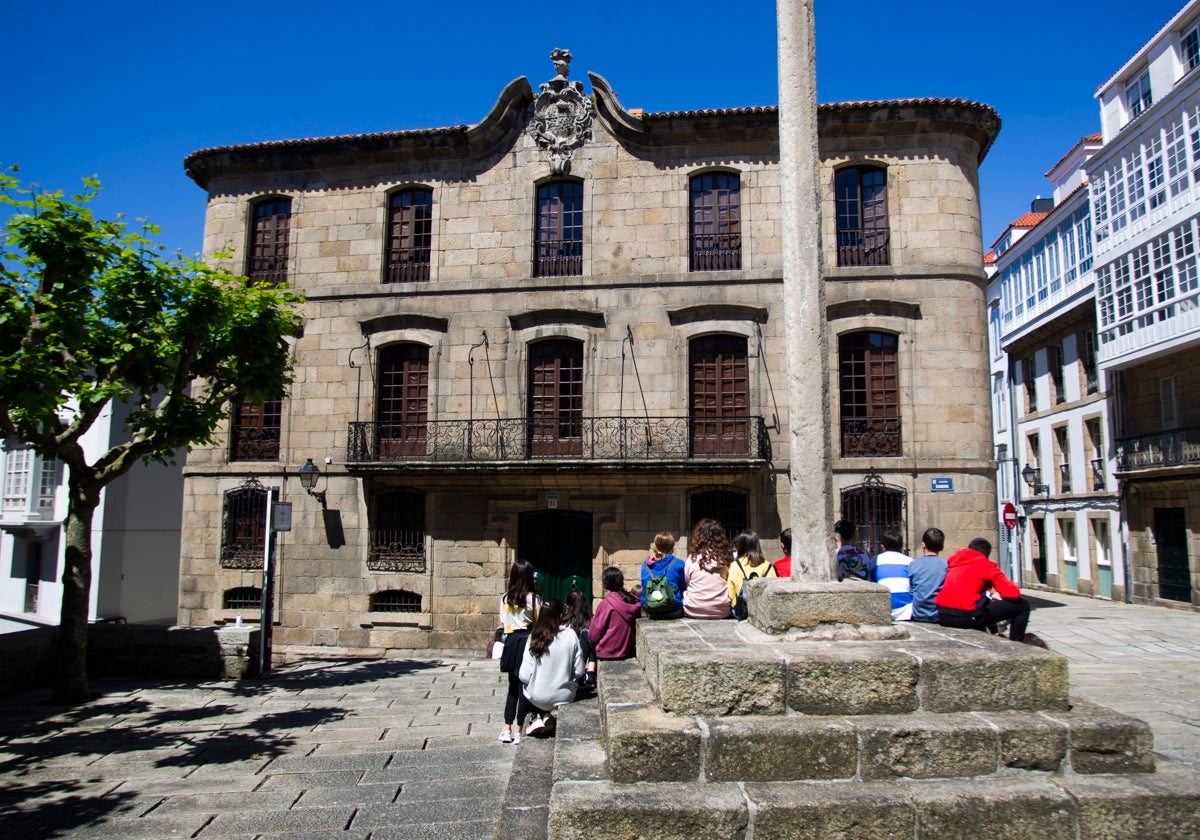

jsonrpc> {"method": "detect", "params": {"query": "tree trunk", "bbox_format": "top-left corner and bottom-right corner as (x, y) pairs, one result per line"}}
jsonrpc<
(51, 478), (100, 705)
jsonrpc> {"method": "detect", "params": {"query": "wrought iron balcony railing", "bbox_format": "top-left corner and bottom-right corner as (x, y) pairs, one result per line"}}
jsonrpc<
(1116, 426), (1200, 471)
(841, 418), (902, 458)
(347, 416), (771, 464)
(835, 228), (890, 267)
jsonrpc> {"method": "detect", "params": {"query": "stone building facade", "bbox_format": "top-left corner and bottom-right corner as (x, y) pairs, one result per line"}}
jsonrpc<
(179, 54), (1001, 656)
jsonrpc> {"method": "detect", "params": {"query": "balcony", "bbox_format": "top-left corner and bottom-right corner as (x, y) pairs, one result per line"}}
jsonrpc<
(346, 416), (771, 466)
(835, 228), (890, 268)
(1116, 427), (1200, 471)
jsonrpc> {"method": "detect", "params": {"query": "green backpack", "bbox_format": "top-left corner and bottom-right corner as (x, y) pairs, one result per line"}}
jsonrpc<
(643, 558), (681, 616)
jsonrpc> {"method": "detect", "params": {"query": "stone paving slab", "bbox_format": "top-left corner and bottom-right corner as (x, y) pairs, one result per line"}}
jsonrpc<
(0, 593), (1196, 838)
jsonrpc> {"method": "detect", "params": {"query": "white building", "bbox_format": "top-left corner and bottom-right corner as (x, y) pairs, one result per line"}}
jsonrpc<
(988, 132), (1121, 600)
(1088, 0), (1200, 608)
(0, 401), (184, 632)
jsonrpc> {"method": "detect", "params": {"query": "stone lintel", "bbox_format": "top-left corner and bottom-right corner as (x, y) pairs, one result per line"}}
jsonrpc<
(746, 578), (895, 635)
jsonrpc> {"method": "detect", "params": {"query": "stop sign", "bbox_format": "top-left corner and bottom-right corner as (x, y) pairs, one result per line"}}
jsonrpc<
(1002, 502), (1018, 530)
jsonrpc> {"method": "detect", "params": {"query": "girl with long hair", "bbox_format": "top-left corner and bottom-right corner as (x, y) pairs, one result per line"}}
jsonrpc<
(682, 518), (734, 618)
(563, 589), (596, 691)
(518, 597), (585, 735)
(589, 566), (642, 660)
(498, 559), (539, 744)
(727, 530), (777, 612)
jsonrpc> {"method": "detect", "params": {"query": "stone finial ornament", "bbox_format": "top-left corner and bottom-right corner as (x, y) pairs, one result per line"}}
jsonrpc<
(527, 48), (594, 175)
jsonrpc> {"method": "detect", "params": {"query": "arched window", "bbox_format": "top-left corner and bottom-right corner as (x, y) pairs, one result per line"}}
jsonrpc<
(369, 589), (423, 613)
(835, 166), (889, 266)
(368, 490), (426, 572)
(689, 335), (749, 457)
(535, 181), (583, 277)
(376, 343), (429, 460)
(220, 481), (271, 569)
(838, 331), (901, 456)
(247, 198), (291, 285)
(386, 188), (433, 283)
(690, 172), (741, 271)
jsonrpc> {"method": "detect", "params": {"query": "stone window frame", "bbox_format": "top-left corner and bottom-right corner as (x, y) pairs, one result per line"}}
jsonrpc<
(688, 169), (742, 272)
(836, 329), (901, 457)
(533, 178), (585, 278)
(383, 185), (434, 283)
(833, 163), (890, 267)
(229, 399), (283, 462)
(368, 488), (426, 572)
(246, 195), (292, 286)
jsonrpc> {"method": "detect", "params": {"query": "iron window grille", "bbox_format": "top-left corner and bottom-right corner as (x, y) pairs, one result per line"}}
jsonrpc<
(369, 589), (422, 613)
(230, 400), (282, 461)
(689, 488), (749, 543)
(223, 586), (262, 610)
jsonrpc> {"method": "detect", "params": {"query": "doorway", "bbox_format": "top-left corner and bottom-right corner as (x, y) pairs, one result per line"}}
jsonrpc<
(517, 509), (594, 603)
(1154, 507), (1192, 602)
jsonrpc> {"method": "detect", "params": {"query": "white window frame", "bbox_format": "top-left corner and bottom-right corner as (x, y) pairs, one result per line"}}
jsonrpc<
(1126, 70), (1152, 119)
(3, 448), (33, 511)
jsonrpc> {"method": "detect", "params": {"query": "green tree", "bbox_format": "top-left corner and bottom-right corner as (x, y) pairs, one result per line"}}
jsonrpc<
(0, 168), (303, 704)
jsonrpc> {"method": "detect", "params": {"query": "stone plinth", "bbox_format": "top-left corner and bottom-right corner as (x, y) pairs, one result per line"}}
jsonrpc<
(745, 577), (898, 636)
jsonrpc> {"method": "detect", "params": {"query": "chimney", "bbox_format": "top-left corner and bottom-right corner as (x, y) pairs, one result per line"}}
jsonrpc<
(1030, 196), (1053, 213)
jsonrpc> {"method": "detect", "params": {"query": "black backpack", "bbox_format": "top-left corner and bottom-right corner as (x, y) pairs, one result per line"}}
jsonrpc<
(732, 558), (776, 621)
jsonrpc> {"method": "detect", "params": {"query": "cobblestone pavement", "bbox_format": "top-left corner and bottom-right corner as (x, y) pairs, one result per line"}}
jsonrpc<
(0, 591), (1197, 838)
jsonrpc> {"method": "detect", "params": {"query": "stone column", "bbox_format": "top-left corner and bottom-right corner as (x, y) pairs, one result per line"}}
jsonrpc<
(777, 0), (833, 580)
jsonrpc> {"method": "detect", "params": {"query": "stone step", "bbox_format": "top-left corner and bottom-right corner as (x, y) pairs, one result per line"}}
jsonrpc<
(598, 658), (1154, 784)
(636, 618), (1070, 716)
(547, 764), (1200, 840)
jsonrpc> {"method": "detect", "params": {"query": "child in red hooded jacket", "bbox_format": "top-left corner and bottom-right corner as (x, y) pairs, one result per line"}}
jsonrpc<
(936, 537), (1033, 643)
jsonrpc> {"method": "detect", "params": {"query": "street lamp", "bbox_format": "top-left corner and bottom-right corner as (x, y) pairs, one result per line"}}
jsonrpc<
(1021, 463), (1048, 495)
(297, 458), (326, 506)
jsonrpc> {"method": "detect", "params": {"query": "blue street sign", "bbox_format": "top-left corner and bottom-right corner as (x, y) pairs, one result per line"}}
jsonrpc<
(930, 477), (954, 492)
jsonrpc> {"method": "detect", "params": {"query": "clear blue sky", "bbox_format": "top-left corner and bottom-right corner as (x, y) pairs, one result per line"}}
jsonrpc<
(2, 0), (1189, 256)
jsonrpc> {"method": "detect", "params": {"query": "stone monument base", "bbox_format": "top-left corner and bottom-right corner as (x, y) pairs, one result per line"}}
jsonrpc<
(545, 617), (1200, 839)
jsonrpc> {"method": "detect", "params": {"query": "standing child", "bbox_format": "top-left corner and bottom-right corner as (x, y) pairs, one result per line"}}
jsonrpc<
(498, 559), (539, 744)
(590, 566), (642, 660)
(683, 518), (733, 619)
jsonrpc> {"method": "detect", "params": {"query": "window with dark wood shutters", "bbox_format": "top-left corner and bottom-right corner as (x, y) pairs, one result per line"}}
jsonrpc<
(220, 484), (269, 568)
(535, 181), (583, 277)
(528, 339), (583, 457)
(386, 189), (433, 282)
(835, 167), (889, 267)
(230, 400), (282, 461)
(839, 331), (901, 456)
(689, 335), (749, 457)
(690, 172), (741, 271)
(248, 198), (291, 285)
(377, 344), (429, 459)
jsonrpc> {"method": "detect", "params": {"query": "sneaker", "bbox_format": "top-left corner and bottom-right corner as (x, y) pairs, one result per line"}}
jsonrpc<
(498, 729), (513, 743)
(512, 731), (521, 745)
(526, 716), (545, 735)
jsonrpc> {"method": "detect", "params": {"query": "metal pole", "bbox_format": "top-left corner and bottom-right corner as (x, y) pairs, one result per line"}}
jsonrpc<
(259, 492), (276, 676)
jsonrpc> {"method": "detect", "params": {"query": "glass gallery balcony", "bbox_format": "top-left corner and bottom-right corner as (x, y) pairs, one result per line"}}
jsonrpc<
(346, 416), (771, 466)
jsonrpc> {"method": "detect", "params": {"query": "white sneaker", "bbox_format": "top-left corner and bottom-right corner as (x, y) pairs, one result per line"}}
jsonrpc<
(512, 731), (521, 745)
(526, 716), (545, 735)
(498, 729), (513, 743)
